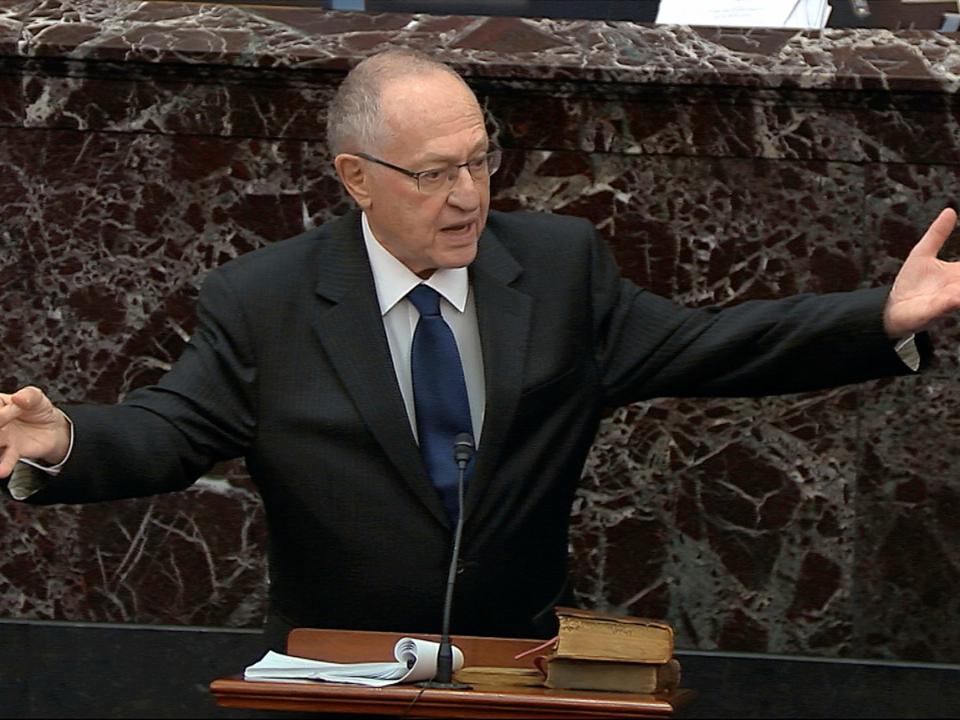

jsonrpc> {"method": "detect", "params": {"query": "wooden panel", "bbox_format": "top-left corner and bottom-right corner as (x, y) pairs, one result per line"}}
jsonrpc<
(287, 627), (546, 667)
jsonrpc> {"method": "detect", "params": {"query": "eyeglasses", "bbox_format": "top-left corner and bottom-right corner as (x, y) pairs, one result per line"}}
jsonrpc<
(355, 147), (502, 195)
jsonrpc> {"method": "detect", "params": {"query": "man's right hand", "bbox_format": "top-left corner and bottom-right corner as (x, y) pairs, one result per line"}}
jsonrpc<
(0, 386), (71, 477)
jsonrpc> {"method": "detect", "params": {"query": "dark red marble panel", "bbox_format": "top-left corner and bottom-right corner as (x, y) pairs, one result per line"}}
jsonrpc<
(0, 122), (353, 627)
(851, 167), (960, 662)
(485, 84), (960, 165)
(521, 150), (869, 657)
(0, 3), (29, 125)
(0, 125), (350, 402)
(13, 63), (333, 139)
(0, 1), (31, 56)
(3, 1), (959, 93)
(493, 151), (866, 300)
(574, 390), (862, 657)
(0, 462), (268, 626)
(0, 72), (21, 129)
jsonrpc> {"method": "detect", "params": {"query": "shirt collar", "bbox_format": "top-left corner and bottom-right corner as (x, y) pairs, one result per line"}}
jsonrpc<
(362, 212), (469, 316)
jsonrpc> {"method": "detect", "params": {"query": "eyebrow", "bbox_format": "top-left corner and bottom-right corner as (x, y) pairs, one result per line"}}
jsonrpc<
(418, 141), (489, 166)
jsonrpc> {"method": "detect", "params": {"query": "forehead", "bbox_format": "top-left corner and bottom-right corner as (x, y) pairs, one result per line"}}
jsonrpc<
(379, 72), (487, 158)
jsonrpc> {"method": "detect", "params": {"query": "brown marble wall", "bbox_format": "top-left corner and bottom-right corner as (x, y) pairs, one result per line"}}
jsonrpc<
(1, 0), (959, 662)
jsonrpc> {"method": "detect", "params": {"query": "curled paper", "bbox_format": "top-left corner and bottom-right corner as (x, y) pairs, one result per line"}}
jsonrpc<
(244, 637), (464, 687)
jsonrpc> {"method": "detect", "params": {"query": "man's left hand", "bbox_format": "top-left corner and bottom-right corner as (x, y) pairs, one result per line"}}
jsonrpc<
(884, 207), (960, 338)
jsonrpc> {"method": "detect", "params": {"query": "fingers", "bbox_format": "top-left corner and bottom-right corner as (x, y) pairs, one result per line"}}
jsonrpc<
(0, 386), (50, 427)
(11, 386), (47, 411)
(0, 388), (43, 472)
(0, 395), (24, 428)
(0, 399), (22, 477)
(911, 207), (958, 259)
(0, 387), (62, 477)
(0, 385), (46, 426)
(0, 446), (20, 479)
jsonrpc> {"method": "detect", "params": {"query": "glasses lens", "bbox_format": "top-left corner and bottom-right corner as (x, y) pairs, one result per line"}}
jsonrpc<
(416, 148), (502, 193)
(464, 150), (501, 180)
(486, 149), (502, 177)
(416, 168), (448, 194)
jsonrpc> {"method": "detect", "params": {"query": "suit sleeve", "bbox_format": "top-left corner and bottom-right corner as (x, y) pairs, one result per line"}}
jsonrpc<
(22, 269), (258, 505)
(589, 227), (929, 407)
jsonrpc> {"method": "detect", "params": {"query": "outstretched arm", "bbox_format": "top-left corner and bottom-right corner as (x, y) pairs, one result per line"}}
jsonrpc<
(884, 207), (960, 338)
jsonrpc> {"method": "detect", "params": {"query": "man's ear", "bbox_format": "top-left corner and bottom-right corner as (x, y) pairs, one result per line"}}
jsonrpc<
(334, 154), (373, 210)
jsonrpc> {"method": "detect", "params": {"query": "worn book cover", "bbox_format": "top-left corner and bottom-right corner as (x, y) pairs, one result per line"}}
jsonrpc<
(553, 606), (674, 664)
(453, 665), (544, 687)
(544, 656), (682, 694)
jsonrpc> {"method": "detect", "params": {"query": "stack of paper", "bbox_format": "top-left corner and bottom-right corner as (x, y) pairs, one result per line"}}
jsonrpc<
(656, 0), (832, 29)
(244, 637), (464, 687)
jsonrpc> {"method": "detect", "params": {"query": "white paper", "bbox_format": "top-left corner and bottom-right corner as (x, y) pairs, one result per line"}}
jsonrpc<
(783, 0), (832, 28)
(657, 0), (830, 29)
(243, 637), (465, 687)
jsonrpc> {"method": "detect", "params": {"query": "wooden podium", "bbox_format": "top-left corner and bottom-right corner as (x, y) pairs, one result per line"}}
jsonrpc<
(209, 628), (694, 718)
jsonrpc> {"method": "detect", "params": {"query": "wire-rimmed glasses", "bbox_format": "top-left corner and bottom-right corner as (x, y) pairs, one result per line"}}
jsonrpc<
(355, 147), (502, 194)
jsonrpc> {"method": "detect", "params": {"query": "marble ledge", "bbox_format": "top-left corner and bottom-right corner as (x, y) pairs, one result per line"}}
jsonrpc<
(0, 1), (959, 94)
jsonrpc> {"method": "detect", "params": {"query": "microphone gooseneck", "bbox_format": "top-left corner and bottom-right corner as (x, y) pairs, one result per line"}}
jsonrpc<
(420, 433), (475, 689)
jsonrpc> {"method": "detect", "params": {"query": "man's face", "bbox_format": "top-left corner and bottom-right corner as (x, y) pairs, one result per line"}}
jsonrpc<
(356, 72), (491, 277)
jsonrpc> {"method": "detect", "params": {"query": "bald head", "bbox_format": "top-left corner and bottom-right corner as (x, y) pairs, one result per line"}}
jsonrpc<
(327, 49), (478, 156)
(331, 49), (492, 277)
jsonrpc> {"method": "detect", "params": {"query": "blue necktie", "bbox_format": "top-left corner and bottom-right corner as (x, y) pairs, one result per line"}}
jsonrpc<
(408, 285), (473, 523)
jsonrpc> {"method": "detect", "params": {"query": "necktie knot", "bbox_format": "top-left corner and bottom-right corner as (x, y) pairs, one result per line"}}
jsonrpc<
(408, 285), (441, 317)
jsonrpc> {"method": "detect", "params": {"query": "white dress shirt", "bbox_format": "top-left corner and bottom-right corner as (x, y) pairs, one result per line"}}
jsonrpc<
(362, 212), (486, 445)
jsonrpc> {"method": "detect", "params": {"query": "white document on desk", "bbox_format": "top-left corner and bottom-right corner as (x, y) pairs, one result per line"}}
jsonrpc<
(784, 0), (831, 28)
(243, 637), (465, 687)
(656, 0), (830, 29)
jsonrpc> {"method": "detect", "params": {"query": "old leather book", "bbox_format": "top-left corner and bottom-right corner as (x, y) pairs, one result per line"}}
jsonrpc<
(553, 606), (674, 664)
(543, 656), (681, 694)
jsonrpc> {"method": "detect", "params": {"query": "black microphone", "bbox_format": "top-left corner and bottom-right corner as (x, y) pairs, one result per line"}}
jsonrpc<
(850, 0), (870, 19)
(453, 433), (473, 468)
(419, 432), (474, 689)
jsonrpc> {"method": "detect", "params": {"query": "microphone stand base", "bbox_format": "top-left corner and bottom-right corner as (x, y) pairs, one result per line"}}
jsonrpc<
(416, 680), (473, 690)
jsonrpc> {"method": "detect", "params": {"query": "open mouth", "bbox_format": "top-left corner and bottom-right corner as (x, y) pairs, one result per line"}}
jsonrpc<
(442, 222), (473, 233)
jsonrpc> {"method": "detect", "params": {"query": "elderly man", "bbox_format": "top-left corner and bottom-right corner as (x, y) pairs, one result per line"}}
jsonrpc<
(1, 48), (958, 647)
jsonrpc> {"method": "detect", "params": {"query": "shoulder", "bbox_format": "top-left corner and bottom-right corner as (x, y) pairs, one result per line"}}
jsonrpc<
(205, 213), (355, 290)
(214, 225), (327, 280)
(484, 210), (602, 269)
(486, 210), (595, 241)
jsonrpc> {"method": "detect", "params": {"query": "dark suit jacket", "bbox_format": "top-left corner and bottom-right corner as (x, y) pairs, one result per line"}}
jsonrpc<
(26, 210), (921, 640)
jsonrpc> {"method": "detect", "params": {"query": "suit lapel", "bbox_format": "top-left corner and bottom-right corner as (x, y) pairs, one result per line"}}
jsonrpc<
(310, 212), (449, 527)
(309, 214), (534, 530)
(465, 228), (532, 526)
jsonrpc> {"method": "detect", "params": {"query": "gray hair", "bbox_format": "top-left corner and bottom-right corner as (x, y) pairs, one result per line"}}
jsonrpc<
(326, 49), (472, 156)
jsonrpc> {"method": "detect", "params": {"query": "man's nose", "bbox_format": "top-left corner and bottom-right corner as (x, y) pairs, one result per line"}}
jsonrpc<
(447, 166), (481, 210)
